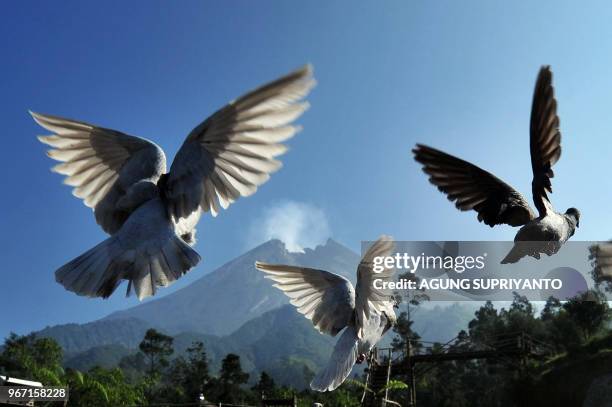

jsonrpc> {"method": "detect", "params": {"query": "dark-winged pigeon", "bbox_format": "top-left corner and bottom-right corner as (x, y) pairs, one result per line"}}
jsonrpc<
(413, 66), (579, 263)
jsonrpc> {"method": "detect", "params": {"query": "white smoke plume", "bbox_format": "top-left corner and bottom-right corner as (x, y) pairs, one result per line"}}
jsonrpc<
(247, 200), (331, 253)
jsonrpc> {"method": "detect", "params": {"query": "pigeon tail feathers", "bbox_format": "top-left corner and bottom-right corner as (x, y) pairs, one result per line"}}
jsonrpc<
(55, 234), (200, 300)
(310, 325), (359, 392)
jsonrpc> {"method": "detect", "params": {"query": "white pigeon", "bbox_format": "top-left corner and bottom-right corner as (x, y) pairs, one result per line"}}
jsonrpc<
(33, 65), (315, 300)
(412, 66), (580, 263)
(256, 236), (397, 392)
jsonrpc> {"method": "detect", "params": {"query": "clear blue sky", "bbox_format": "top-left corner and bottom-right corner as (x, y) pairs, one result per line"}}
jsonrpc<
(1, 1), (611, 338)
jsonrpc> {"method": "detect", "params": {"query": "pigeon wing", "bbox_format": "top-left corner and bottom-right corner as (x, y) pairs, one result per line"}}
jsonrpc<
(530, 65), (562, 217)
(310, 325), (359, 392)
(354, 236), (396, 338)
(358, 312), (388, 355)
(33, 112), (166, 234)
(413, 144), (535, 227)
(255, 262), (354, 337)
(164, 65), (315, 222)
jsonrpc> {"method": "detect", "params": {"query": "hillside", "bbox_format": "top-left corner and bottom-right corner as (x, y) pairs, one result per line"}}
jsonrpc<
(64, 344), (133, 371)
(226, 304), (336, 388)
(36, 317), (152, 355)
(104, 239), (360, 336)
(31, 238), (477, 390)
(60, 305), (335, 389)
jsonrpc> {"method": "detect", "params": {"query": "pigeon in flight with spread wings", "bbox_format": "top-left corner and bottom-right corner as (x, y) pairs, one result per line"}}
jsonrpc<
(413, 66), (580, 263)
(256, 236), (397, 392)
(33, 65), (315, 300)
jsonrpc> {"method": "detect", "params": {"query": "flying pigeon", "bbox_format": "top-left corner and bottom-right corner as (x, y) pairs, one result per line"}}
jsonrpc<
(256, 236), (397, 392)
(33, 65), (315, 300)
(412, 66), (580, 264)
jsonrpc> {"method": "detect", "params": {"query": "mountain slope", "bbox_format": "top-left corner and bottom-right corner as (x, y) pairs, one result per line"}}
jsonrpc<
(64, 344), (133, 370)
(35, 317), (152, 355)
(58, 305), (339, 389)
(229, 304), (334, 371)
(30, 238), (477, 390)
(104, 239), (360, 336)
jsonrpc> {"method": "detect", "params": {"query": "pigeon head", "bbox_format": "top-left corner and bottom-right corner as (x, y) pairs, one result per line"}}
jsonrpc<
(565, 207), (580, 228)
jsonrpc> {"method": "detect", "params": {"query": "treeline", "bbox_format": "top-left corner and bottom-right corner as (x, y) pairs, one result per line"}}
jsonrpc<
(0, 327), (363, 406)
(386, 290), (612, 407)
(1, 288), (611, 407)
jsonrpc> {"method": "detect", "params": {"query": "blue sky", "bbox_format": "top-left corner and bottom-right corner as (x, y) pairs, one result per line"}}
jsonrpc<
(1, 1), (611, 338)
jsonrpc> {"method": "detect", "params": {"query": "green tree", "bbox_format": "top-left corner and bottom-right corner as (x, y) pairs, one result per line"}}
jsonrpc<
(468, 301), (503, 344)
(502, 293), (547, 340)
(164, 341), (211, 403)
(590, 241), (612, 292)
(118, 351), (147, 382)
(562, 289), (610, 342)
(137, 329), (174, 404)
(540, 296), (562, 322)
(186, 341), (210, 394)
(391, 311), (422, 353)
(65, 367), (145, 407)
(538, 290), (611, 352)
(391, 267), (428, 354)
(139, 328), (174, 378)
(220, 353), (249, 386)
(64, 368), (109, 406)
(252, 371), (277, 398)
(0, 333), (63, 384)
(210, 353), (249, 403)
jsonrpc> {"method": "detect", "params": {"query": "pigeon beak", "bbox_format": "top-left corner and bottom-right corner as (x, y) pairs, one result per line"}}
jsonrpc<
(577, 220), (580, 228)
